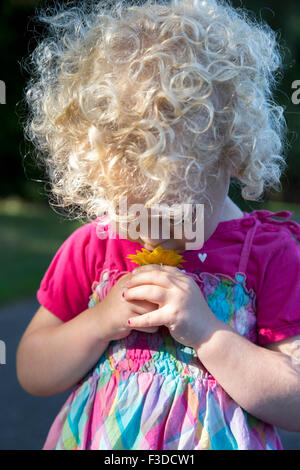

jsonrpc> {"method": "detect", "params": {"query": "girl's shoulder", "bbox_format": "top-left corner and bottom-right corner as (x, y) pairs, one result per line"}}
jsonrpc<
(216, 208), (300, 240)
(36, 216), (112, 323)
(244, 209), (300, 245)
(210, 208), (300, 278)
(211, 209), (300, 250)
(67, 216), (113, 250)
(247, 211), (300, 345)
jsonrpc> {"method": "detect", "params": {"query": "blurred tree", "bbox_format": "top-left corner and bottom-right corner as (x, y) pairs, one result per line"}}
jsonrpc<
(0, 0), (46, 201)
(230, 0), (300, 207)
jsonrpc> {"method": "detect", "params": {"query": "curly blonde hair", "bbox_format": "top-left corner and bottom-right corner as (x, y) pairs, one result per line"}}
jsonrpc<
(23, 0), (287, 223)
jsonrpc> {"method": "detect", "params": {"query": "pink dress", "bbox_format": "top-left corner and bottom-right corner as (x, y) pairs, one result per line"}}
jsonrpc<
(37, 210), (300, 450)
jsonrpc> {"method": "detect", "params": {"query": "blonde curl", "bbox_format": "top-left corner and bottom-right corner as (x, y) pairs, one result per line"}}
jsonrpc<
(22, 0), (288, 223)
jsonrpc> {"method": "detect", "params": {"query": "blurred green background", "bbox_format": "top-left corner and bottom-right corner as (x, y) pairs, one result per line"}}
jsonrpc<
(0, 0), (300, 307)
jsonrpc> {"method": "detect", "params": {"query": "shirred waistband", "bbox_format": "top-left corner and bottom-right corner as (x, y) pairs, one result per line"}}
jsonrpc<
(91, 335), (215, 383)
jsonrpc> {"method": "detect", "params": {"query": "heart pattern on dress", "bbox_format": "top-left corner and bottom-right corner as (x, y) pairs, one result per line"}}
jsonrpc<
(198, 253), (207, 263)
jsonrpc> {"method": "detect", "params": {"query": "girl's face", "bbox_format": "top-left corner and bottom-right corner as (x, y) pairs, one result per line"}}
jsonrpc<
(115, 167), (231, 252)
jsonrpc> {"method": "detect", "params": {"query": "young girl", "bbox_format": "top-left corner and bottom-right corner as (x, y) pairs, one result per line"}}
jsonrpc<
(17, 0), (300, 450)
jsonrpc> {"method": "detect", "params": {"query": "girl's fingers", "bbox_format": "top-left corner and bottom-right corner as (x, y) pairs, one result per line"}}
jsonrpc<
(128, 299), (159, 315)
(126, 270), (173, 289)
(132, 264), (181, 275)
(124, 285), (167, 305)
(134, 326), (159, 333)
(126, 264), (184, 289)
(128, 305), (170, 328)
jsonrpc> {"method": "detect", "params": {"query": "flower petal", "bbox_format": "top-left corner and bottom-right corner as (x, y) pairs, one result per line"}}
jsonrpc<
(126, 245), (186, 268)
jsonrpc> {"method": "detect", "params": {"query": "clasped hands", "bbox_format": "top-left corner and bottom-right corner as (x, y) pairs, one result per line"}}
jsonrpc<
(121, 264), (218, 350)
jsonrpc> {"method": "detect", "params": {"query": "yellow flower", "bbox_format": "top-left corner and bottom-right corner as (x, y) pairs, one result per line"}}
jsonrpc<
(126, 245), (186, 268)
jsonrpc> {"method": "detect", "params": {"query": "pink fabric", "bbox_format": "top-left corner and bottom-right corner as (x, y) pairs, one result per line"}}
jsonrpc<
(36, 210), (300, 345)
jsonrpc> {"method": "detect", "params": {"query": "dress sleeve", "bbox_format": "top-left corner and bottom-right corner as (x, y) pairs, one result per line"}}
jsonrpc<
(36, 222), (106, 322)
(256, 230), (300, 346)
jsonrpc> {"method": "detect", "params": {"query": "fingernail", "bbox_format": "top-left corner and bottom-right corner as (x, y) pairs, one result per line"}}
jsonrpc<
(128, 319), (131, 325)
(122, 291), (125, 298)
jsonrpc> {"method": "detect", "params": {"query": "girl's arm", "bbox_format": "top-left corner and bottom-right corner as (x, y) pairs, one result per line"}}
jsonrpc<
(16, 304), (111, 397)
(196, 324), (300, 432)
(124, 265), (300, 433)
(16, 273), (159, 397)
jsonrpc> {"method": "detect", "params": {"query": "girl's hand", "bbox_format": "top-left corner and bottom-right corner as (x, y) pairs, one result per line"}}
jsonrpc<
(124, 264), (218, 349)
(94, 272), (159, 342)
